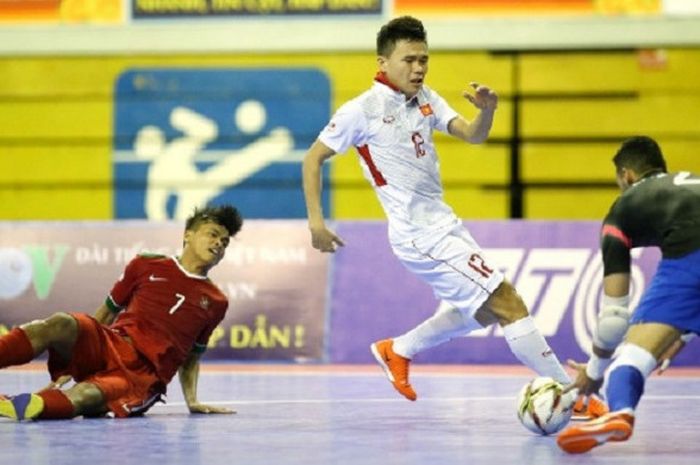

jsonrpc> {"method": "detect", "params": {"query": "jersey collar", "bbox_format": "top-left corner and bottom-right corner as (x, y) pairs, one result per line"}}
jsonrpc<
(170, 256), (208, 280)
(374, 71), (401, 92)
(373, 71), (424, 105)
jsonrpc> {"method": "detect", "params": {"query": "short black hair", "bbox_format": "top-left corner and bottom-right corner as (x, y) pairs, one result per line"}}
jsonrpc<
(376, 16), (427, 57)
(185, 204), (243, 237)
(613, 136), (667, 175)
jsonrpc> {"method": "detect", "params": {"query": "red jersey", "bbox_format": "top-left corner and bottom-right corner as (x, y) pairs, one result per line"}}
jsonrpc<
(106, 254), (228, 383)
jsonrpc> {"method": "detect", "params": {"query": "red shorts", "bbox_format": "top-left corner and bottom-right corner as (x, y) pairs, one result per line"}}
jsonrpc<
(48, 313), (165, 418)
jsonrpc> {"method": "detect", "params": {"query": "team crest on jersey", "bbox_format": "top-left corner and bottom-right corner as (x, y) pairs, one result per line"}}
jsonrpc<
(419, 104), (433, 116)
(382, 115), (395, 124)
(199, 296), (210, 310)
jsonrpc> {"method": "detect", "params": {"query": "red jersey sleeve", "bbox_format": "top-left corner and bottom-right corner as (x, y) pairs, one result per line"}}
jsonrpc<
(106, 256), (143, 311)
(193, 300), (228, 353)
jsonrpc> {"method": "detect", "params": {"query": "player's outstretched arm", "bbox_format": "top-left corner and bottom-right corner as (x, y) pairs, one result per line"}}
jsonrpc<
(448, 82), (498, 144)
(178, 352), (235, 414)
(573, 273), (632, 393)
(563, 359), (603, 396)
(302, 139), (345, 253)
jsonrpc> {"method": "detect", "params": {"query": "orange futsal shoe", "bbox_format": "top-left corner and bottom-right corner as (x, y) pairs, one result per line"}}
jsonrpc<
(370, 339), (417, 401)
(572, 394), (609, 421)
(557, 411), (634, 454)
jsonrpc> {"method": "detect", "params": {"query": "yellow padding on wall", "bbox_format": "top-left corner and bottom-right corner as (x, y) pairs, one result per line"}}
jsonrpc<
(522, 96), (700, 137)
(0, 101), (110, 139)
(0, 146), (110, 183)
(520, 49), (700, 94)
(525, 189), (619, 219)
(523, 142), (700, 182)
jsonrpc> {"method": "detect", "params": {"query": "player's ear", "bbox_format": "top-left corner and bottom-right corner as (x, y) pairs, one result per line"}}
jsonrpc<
(183, 230), (193, 247)
(622, 168), (637, 186)
(377, 55), (388, 71)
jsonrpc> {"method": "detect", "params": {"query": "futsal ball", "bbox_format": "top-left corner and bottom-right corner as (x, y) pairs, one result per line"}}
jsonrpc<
(516, 376), (574, 435)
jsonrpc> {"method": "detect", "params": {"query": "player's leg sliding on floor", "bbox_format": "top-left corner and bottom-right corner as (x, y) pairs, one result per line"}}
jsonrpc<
(557, 411), (634, 453)
(558, 342), (656, 453)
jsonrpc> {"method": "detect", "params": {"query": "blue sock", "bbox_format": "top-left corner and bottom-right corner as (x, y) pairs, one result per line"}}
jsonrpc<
(606, 365), (645, 412)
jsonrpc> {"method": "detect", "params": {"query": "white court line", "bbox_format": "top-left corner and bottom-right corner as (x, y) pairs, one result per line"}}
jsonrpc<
(195, 371), (533, 379)
(155, 394), (700, 409)
(193, 370), (700, 381)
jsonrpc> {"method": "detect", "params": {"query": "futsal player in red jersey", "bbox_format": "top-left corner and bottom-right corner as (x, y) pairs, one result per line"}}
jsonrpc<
(0, 205), (242, 421)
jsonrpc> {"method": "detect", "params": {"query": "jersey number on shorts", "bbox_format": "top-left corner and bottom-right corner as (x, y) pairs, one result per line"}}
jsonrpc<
(468, 253), (494, 279)
(169, 293), (186, 314)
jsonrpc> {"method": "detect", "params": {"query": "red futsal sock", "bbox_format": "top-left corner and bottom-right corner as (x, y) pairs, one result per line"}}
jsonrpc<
(37, 389), (75, 420)
(0, 328), (35, 368)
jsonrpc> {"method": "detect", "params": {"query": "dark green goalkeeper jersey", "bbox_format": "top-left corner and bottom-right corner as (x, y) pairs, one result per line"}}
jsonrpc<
(601, 171), (700, 276)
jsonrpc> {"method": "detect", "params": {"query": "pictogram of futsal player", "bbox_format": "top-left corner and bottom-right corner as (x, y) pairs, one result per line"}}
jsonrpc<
(0, 205), (242, 420)
(135, 101), (293, 220)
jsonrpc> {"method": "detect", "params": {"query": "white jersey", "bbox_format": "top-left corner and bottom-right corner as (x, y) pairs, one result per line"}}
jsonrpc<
(319, 76), (460, 247)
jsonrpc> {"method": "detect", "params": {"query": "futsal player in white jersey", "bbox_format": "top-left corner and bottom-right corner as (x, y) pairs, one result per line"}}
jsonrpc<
(303, 16), (599, 414)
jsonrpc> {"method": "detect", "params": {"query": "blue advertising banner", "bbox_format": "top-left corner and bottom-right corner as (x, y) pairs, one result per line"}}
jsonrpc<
(132, 0), (382, 18)
(4, 220), (697, 366)
(330, 221), (700, 366)
(113, 68), (330, 220)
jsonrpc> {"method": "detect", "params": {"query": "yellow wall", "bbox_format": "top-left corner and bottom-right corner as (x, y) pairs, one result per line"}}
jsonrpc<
(0, 52), (511, 220)
(519, 49), (700, 218)
(1, 49), (700, 220)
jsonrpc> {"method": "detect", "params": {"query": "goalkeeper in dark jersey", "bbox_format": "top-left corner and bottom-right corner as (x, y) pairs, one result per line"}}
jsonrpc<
(558, 136), (700, 453)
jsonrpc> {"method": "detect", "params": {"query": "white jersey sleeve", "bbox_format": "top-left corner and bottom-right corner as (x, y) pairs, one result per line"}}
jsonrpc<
(425, 87), (459, 134)
(318, 100), (368, 155)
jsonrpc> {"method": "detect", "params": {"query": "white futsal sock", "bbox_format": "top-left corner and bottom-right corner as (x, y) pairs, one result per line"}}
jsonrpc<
(502, 316), (570, 384)
(392, 306), (483, 359)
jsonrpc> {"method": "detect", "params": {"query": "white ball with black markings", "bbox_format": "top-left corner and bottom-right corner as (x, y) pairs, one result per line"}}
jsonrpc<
(516, 376), (575, 435)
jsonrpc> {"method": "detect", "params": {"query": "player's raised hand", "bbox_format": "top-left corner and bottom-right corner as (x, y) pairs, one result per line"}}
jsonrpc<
(463, 82), (498, 111)
(310, 225), (345, 253)
(188, 402), (236, 414)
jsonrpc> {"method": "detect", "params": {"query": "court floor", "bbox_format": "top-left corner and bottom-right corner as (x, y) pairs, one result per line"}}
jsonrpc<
(1, 363), (699, 465)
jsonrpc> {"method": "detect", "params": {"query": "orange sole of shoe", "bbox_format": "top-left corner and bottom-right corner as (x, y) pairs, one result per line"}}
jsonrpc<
(558, 420), (631, 454)
(557, 437), (600, 454)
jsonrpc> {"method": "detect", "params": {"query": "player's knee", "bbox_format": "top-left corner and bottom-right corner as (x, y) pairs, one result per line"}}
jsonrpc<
(594, 305), (631, 350)
(44, 312), (78, 340)
(485, 281), (528, 325)
(67, 383), (105, 415)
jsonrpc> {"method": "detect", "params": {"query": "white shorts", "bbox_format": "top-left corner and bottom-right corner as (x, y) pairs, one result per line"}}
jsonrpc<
(391, 224), (505, 318)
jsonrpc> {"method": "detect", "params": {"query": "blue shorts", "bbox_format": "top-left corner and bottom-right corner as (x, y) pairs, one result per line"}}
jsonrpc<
(631, 248), (700, 334)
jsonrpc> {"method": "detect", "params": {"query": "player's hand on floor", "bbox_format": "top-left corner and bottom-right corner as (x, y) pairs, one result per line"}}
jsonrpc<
(563, 359), (603, 396)
(310, 226), (345, 253)
(39, 375), (72, 393)
(188, 403), (236, 414)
